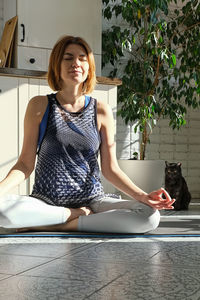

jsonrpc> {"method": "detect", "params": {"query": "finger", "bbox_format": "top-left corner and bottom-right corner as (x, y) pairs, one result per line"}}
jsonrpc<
(154, 205), (174, 210)
(163, 198), (176, 207)
(155, 187), (169, 197)
(161, 198), (175, 205)
(161, 188), (172, 201)
(150, 199), (175, 210)
(159, 202), (175, 210)
(148, 188), (167, 200)
(148, 197), (174, 204)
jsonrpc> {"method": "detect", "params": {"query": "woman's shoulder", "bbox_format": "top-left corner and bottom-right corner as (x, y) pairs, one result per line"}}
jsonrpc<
(28, 95), (48, 111)
(26, 95), (49, 122)
(29, 95), (48, 106)
(96, 98), (110, 110)
(96, 98), (112, 116)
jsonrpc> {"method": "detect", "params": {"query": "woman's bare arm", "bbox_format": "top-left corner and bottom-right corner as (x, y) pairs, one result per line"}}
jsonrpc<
(0, 95), (48, 196)
(98, 101), (175, 210)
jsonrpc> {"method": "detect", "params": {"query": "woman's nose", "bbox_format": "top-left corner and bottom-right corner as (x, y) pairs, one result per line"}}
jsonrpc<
(72, 58), (81, 67)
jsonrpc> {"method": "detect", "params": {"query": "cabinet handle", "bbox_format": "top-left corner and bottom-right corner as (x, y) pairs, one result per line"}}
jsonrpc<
(21, 24), (25, 42)
(29, 58), (36, 64)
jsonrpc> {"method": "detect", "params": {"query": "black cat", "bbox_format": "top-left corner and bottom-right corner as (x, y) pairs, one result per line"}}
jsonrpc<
(165, 161), (191, 210)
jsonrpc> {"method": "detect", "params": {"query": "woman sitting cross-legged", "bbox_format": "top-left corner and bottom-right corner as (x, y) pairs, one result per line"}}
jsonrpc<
(0, 35), (175, 233)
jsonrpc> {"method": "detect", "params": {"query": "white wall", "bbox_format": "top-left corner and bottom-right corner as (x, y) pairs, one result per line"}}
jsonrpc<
(0, 0), (17, 39)
(0, 0), (3, 37)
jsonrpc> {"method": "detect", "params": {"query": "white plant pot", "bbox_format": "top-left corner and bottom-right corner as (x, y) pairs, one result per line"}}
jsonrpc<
(117, 159), (165, 199)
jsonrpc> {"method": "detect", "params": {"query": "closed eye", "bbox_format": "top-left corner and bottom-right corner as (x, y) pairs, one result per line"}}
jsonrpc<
(63, 53), (88, 61)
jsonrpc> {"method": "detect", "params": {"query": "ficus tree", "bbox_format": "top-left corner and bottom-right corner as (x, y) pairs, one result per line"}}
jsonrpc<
(102, 0), (200, 159)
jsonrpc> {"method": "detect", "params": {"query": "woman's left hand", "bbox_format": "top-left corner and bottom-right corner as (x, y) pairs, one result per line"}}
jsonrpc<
(139, 188), (175, 210)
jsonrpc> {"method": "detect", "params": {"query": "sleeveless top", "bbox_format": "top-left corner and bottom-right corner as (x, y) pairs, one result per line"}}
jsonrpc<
(31, 93), (105, 208)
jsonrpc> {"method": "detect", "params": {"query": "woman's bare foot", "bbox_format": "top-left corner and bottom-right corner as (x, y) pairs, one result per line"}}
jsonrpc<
(68, 206), (93, 221)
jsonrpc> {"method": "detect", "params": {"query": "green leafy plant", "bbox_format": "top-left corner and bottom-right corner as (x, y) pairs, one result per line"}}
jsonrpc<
(102, 0), (200, 159)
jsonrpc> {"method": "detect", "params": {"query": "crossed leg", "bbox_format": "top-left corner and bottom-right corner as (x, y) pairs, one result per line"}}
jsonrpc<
(0, 195), (160, 234)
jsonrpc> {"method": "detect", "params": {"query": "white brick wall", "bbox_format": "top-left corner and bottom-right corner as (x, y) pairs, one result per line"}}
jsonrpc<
(116, 107), (200, 200)
(116, 106), (200, 199)
(117, 107), (200, 200)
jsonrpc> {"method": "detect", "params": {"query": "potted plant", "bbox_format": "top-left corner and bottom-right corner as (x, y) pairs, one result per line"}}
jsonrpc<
(101, 0), (200, 194)
(102, 0), (200, 159)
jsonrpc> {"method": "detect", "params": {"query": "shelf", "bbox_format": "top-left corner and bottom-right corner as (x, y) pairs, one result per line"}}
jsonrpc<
(0, 68), (122, 86)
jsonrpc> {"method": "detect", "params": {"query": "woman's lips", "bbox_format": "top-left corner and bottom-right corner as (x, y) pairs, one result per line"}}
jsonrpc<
(70, 70), (82, 74)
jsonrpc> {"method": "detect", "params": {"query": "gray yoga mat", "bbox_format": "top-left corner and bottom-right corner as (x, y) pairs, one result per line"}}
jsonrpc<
(0, 215), (200, 238)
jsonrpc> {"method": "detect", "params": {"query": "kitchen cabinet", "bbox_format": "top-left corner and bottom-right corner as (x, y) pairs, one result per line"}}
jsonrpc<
(0, 76), (19, 194)
(17, 0), (101, 50)
(5, 0), (102, 73)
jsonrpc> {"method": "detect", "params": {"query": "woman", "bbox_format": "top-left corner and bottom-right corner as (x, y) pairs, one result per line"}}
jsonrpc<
(0, 36), (175, 233)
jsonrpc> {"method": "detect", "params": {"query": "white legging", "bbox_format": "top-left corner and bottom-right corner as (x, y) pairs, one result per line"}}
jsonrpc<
(0, 194), (160, 233)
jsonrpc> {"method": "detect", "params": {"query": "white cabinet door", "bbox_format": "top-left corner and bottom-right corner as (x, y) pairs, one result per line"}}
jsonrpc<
(0, 76), (19, 194)
(18, 78), (30, 195)
(17, 0), (102, 54)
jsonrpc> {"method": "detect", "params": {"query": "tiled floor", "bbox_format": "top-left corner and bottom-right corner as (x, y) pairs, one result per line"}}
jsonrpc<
(0, 205), (199, 300)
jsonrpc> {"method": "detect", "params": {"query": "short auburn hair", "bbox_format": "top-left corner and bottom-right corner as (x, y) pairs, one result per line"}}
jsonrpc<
(48, 35), (96, 94)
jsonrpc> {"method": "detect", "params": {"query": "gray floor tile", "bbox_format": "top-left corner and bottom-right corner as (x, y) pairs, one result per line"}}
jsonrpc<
(0, 274), (11, 281)
(0, 254), (53, 275)
(0, 275), (97, 300)
(86, 264), (200, 300)
(0, 207), (199, 299)
(63, 241), (161, 264)
(0, 242), (92, 258)
(150, 241), (200, 268)
(20, 257), (129, 282)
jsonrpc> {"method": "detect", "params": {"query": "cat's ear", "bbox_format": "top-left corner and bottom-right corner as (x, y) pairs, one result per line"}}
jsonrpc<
(165, 161), (169, 166)
(177, 162), (182, 167)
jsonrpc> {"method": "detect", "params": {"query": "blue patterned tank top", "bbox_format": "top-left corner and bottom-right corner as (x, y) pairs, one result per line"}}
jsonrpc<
(31, 93), (105, 208)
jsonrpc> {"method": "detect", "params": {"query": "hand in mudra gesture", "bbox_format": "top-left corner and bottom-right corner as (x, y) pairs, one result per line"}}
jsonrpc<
(140, 188), (175, 210)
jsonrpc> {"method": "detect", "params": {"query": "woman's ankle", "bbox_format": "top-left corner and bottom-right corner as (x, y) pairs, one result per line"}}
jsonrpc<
(64, 218), (79, 231)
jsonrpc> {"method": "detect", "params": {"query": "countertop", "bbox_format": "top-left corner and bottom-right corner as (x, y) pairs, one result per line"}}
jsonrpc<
(0, 68), (122, 86)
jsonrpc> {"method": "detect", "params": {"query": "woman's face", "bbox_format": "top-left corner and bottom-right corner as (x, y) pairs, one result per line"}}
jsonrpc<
(60, 43), (89, 88)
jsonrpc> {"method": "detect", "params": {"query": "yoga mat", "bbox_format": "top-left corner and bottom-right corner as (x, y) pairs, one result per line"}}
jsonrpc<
(0, 215), (200, 238)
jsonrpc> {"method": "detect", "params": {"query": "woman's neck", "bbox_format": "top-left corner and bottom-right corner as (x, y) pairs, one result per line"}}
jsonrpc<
(58, 85), (84, 105)
(56, 88), (85, 112)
